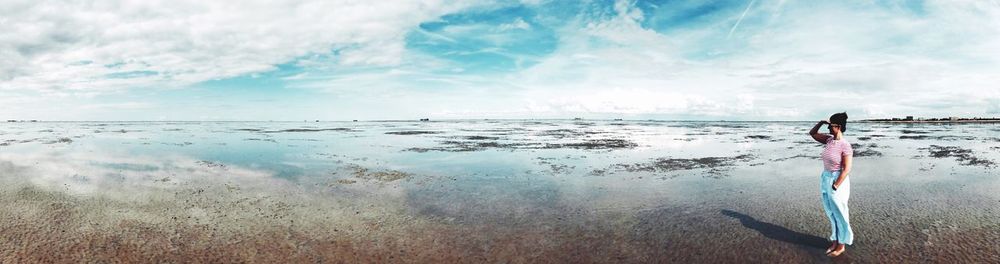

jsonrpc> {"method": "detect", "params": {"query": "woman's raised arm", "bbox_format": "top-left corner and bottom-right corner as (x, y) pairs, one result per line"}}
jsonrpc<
(809, 120), (831, 143)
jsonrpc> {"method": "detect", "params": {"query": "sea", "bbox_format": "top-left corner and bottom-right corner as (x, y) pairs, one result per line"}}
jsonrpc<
(1, 120), (998, 262)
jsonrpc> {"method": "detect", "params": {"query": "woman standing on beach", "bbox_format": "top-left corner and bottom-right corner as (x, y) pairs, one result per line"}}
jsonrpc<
(809, 112), (854, 257)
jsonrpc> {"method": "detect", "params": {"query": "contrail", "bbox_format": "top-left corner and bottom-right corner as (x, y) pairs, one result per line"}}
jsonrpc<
(728, 0), (756, 39)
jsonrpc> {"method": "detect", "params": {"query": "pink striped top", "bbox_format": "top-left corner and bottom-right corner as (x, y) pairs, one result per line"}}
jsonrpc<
(821, 137), (853, 171)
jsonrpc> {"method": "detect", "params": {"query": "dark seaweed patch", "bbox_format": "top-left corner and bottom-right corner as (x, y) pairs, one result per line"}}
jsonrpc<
(385, 131), (442, 135)
(919, 145), (995, 167)
(458, 128), (527, 133)
(711, 124), (749, 129)
(613, 154), (755, 178)
(854, 149), (882, 157)
(333, 179), (356, 185)
(404, 141), (538, 152)
(769, 154), (816, 162)
(901, 135), (976, 141)
(459, 135), (500, 140)
(545, 139), (637, 150)
(196, 160), (227, 169)
(900, 129), (930, 134)
(344, 164), (412, 182)
(535, 157), (574, 175)
(536, 129), (609, 139)
(403, 148), (444, 153)
(43, 138), (73, 144)
(267, 128), (357, 133)
(405, 138), (636, 152)
(793, 140), (821, 145)
(537, 129), (583, 139)
(934, 135), (977, 141)
(518, 121), (551, 125)
(851, 143), (883, 157)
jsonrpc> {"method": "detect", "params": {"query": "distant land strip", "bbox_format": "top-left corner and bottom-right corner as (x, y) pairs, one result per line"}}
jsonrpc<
(861, 117), (1000, 123)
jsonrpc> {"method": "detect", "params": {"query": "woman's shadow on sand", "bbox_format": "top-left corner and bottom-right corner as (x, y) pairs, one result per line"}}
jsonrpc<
(720, 209), (827, 249)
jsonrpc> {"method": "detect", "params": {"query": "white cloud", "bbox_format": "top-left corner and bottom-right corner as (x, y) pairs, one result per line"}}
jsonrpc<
(483, 0), (1000, 120)
(0, 0), (483, 93)
(498, 18), (531, 31)
(80, 102), (155, 110)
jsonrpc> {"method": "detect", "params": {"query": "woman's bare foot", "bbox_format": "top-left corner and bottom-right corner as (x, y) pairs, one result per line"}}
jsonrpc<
(827, 244), (846, 257)
(825, 241), (838, 254)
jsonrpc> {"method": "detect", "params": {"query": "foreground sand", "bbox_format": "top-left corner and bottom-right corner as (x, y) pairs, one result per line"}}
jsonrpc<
(2, 160), (998, 263)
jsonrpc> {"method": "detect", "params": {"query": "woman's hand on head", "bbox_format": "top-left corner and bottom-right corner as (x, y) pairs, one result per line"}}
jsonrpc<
(820, 119), (830, 124)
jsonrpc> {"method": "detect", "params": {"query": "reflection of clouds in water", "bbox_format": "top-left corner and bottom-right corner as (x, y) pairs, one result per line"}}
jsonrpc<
(736, 141), (756, 150)
(0, 150), (275, 196)
(636, 134), (708, 149)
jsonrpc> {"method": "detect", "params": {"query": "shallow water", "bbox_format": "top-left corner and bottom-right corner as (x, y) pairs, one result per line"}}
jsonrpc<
(1, 120), (998, 263)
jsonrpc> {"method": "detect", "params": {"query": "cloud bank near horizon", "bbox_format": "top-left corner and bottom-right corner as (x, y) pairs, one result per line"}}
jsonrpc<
(2, 0), (1000, 121)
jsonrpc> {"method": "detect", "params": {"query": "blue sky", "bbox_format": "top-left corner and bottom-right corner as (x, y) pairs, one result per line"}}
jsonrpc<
(2, 0), (1000, 121)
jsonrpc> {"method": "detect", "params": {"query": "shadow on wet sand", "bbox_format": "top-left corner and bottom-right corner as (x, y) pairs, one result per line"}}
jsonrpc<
(721, 209), (828, 249)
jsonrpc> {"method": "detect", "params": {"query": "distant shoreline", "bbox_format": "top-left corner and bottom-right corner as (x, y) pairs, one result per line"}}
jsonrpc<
(0, 119), (859, 123)
(859, 120), (1000, 124)
(3, 118), (1000, 123)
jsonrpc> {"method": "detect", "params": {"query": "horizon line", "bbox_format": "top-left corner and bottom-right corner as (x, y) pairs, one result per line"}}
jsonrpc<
(4, 118), (824, 123)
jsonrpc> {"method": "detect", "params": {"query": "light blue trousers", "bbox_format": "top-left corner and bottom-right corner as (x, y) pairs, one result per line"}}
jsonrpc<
(820, 170), (853, 245)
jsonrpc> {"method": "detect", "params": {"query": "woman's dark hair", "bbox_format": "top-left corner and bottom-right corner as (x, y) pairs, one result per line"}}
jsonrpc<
(830, 112), (848, 132)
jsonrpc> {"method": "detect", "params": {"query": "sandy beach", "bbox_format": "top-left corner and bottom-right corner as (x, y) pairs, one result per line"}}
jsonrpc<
(1, 120), (999, 263)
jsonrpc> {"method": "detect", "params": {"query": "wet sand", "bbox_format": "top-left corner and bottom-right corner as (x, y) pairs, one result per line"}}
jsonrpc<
(1, 121), (999, 263)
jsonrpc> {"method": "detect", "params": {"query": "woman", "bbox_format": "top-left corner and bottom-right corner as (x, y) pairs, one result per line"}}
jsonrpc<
(808, 112), (853, 257)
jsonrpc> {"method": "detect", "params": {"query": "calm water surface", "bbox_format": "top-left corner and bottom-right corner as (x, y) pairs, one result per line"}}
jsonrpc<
(1, 120), (998, 262)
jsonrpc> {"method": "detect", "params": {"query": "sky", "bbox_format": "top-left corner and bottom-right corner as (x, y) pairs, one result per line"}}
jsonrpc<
(2, 0), (1000, 121)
